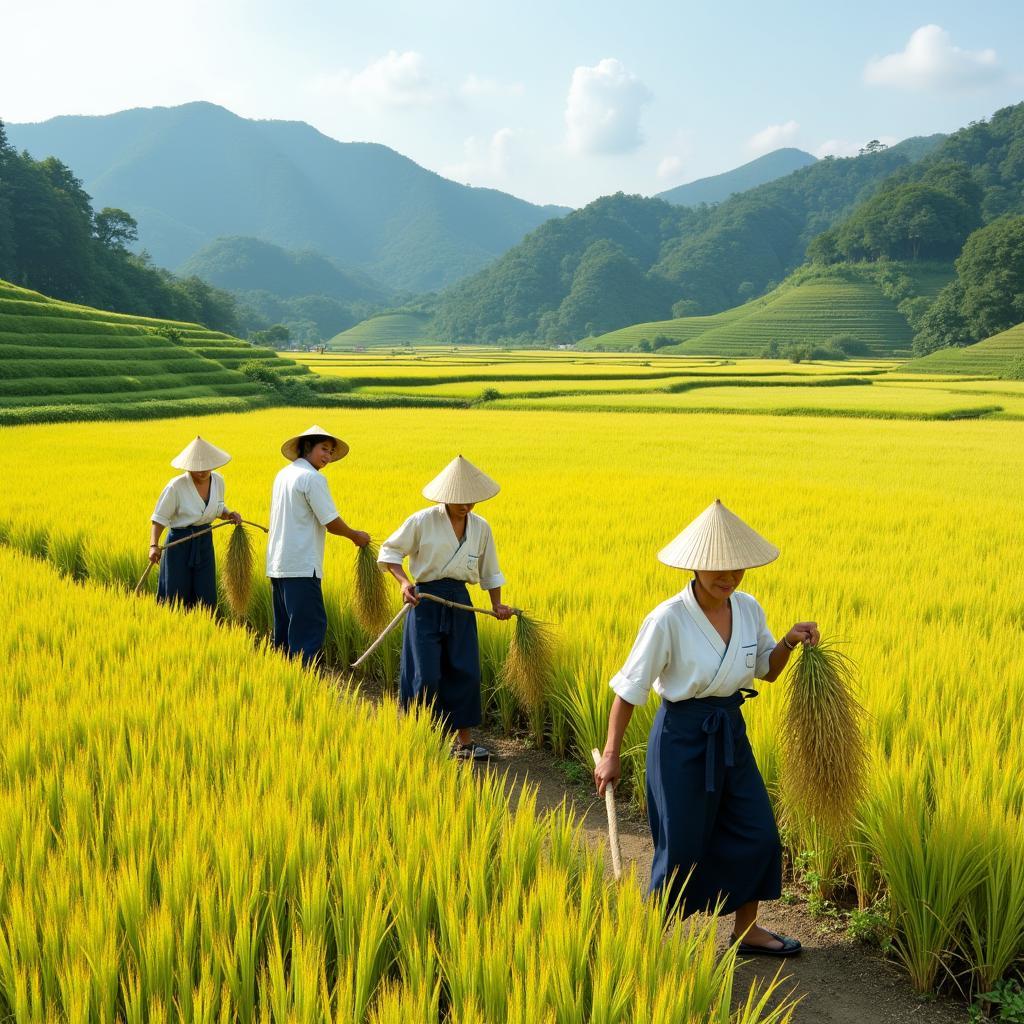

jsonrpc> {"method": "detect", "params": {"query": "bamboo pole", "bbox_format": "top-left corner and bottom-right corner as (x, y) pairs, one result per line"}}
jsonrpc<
(350, 604), (411, 668)
(416, 591), (523, 619)
(592, 748), (623, 881)
(133, 518), (270, 595)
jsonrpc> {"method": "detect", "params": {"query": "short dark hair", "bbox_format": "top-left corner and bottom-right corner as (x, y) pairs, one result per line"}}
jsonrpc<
(298, 435), (333, 458)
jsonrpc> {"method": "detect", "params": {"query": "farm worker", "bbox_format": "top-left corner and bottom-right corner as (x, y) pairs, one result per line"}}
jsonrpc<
(593, 499), (819, 958)
(149, 436), (242, 610)
(379, 455), (513, 761)
(267, 424), (370, 666)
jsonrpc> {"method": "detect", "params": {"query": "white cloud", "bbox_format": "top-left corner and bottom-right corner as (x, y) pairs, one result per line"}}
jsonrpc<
(310, 50), (445, 109)
(746, 120), (800, 156)
(864, 25), (1003, 91)
(657, 155), (685, 180)
(460, 74), (525, 99)
(443, 127), (518, 184)
(565, 58), (651, 156)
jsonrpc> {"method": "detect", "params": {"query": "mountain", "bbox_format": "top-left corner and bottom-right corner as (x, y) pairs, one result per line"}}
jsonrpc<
(656, 148), (817, 206)
(433, 135), (945, 342)
(7, 103), (570, 292)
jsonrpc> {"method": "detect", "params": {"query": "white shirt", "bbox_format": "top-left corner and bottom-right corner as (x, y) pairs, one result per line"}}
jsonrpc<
(266, 459), (340, 579)
(152, 472), (226, 529)
(610, 584), (776, 705)
(378, 505), (506, 590)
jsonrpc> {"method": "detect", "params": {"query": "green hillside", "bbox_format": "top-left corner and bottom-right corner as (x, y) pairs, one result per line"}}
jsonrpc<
(656, 148), (816, 206)
(903, 322), (1024, 375)
(587, 267), (925, 355)
(328, 312), (437, 348)
(0, 280), (313, 424)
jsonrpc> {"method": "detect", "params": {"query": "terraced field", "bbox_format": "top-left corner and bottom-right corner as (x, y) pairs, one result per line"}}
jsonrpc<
(904, 321), (1024, 376)
(328, 311), (437, 348)
(0, 280), (313, 424)
(589, 277), (914, 356)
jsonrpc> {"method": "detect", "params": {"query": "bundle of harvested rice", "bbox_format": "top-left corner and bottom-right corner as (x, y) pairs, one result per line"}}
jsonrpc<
(500, 612), (555, 712)
(221, 524), (254, 617)
(354, 541), (391, 633)
(783, 638), (868, 832)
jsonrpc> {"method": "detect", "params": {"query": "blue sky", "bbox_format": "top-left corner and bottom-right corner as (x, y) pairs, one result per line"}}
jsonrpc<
(3, 0), (1023, 207)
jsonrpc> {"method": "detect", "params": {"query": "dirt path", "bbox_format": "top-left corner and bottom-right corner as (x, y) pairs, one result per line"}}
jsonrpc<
(473, 729), (967, 1024)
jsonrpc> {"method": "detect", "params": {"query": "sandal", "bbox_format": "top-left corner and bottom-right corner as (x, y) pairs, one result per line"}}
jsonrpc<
(449, 742), (493, 762)
(729, 929), (802, 958)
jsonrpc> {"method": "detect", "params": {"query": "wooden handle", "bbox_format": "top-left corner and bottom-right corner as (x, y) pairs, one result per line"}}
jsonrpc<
(416, 591), (522, 619)
(351, 604), (411, 668)
(133, 561), (155, 596)
(592, 748), (623, 881)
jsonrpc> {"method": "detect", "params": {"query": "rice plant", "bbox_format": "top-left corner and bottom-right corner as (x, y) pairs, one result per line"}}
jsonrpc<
(221, 524), (255, 617)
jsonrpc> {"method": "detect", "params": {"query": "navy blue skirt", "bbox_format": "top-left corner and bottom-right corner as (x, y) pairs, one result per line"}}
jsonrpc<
(400, 578), (481, 730)
(646, 691), (782, 918)
(157, 525), (217, 611)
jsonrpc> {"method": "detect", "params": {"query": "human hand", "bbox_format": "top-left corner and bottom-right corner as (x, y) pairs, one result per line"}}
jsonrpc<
(227, 511), (242, 526)
(401, 582), (420, 606)
(349, 530), (371, 548)
(594, 751), (621, 797)
(148, 544), (162, 565)
(785, 621), (820, 648)
(491, 602), (514, 621)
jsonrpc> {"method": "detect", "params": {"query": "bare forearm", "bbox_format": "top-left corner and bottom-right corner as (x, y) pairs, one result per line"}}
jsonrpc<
(326, 516), (358, 539)
(150, 522), (165, 547)
(603, 695), (636, 756)
(762, 642), (794, 682)
(384, 562), (412, 587)
(487, 586), (502, 608)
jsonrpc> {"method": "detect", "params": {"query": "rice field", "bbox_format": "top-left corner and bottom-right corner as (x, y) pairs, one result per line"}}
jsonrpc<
(1, 545), (795, 1022)
(2, 405), (1023, 1003)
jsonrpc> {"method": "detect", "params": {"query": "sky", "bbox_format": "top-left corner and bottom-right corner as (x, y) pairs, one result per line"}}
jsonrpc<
(3, 0), (1023, 208)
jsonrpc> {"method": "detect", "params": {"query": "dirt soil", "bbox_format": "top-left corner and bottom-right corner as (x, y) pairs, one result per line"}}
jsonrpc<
(472, 728), (968, 1024)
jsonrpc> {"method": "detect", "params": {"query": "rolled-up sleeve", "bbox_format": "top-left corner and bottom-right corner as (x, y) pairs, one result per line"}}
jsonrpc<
(378, 514), (419, 566)
(609, 614), (671, 706)
(754, 602), (776, 679)
(304, 474), (340, 527)
(477, 523), (506, 590)
(151, 483), (177, 527)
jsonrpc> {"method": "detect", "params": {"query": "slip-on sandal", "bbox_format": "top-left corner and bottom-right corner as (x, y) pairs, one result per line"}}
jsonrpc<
(729, 930), (802, 958)
(449, 742), (493, 762)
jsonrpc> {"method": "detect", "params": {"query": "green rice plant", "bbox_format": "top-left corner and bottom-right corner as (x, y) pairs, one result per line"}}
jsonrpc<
(47, 531), (88, 581)
(353, 541), (391, 634)
(221, 525), (255, 618)
(500, 613), (556, 744)
(782, 639), (867, 834)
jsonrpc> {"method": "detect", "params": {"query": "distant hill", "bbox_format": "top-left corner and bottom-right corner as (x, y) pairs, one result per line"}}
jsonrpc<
(656, 148), (817, 206)
(0, 278), (321, 425)
(7, 103), (570, 292)
(328, 312), (437, 349)
(584, 264), (935, 356)
(904, 321), (1024, 375)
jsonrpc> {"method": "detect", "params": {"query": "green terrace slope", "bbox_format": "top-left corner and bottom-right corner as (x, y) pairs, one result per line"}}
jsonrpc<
(904, 322), (1024, 376)
(586, 270), (918, 356)
(328, 311), (437, 349)
(0, 280), (311, 424)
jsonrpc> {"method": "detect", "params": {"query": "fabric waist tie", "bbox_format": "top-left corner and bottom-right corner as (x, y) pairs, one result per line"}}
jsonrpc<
(663, 689), (758, 793)
(413, 578), (471, 633)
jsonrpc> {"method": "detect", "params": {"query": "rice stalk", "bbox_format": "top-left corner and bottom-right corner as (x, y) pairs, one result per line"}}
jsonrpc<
(782, 639), (868, 833)
(353, 542), (390, 634)
(500, 613), (555, 716)
(221, 525), (254, 617)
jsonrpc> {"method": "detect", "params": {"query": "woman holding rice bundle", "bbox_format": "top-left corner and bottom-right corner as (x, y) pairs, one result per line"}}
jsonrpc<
(594, 499), (819, 957)
(267, 424), (370, 666)
(379, 455), (513, 761)
(149, 436), (242, 610)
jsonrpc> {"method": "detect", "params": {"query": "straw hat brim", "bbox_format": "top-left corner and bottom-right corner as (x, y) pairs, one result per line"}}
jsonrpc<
(658, 499), (780, 571)
(281, 425), (349, 463)
(422, 455), (500, 504)
(170, 437), (231, 472)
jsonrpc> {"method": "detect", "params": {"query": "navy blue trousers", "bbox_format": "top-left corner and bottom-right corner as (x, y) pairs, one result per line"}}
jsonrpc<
(157, 526), (217, 611)
(400, 578), (481, 731)
(646, 692), (782, 918)
(271, 576), (328, 667)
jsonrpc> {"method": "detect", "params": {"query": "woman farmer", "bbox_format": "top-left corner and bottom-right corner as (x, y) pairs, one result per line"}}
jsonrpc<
(266, 424), (370, 666)
(378, 455), (513, 761)
(149, 436), (242, 610)
(594, 499), (820, 957)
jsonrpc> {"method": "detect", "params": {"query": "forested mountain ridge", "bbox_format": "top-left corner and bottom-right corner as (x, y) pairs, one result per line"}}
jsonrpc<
(656, 148), (817, 207)
(7, 102), (570, 292)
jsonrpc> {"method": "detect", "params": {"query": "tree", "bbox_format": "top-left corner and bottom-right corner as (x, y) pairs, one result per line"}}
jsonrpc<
(954, 215), (1024, 340)
(911, 282), (972, 355)
(859, 140), (888, 155)
(94, 207), (138, 250)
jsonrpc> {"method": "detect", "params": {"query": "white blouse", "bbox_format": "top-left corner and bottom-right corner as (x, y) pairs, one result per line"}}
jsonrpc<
(152, 472), (226, 529)
(378, 505), (506, 590)
(610, 584), (776, 705)
(266, 458), (340, 579)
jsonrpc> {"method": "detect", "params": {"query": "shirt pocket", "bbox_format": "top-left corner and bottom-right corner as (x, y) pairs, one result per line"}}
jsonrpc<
(743, 644), (756, 670)
(466, 552), (479, 573)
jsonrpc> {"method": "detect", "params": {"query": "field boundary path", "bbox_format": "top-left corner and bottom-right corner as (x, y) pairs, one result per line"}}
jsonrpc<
(469, 727), (967, 1024)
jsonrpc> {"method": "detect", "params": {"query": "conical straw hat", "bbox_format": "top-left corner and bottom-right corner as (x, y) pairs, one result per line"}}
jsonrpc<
(170, 436), (231, 472)
(658, 499), (779, 571)
(281, 424), (349, 463)
(422, 455), (500, 504)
